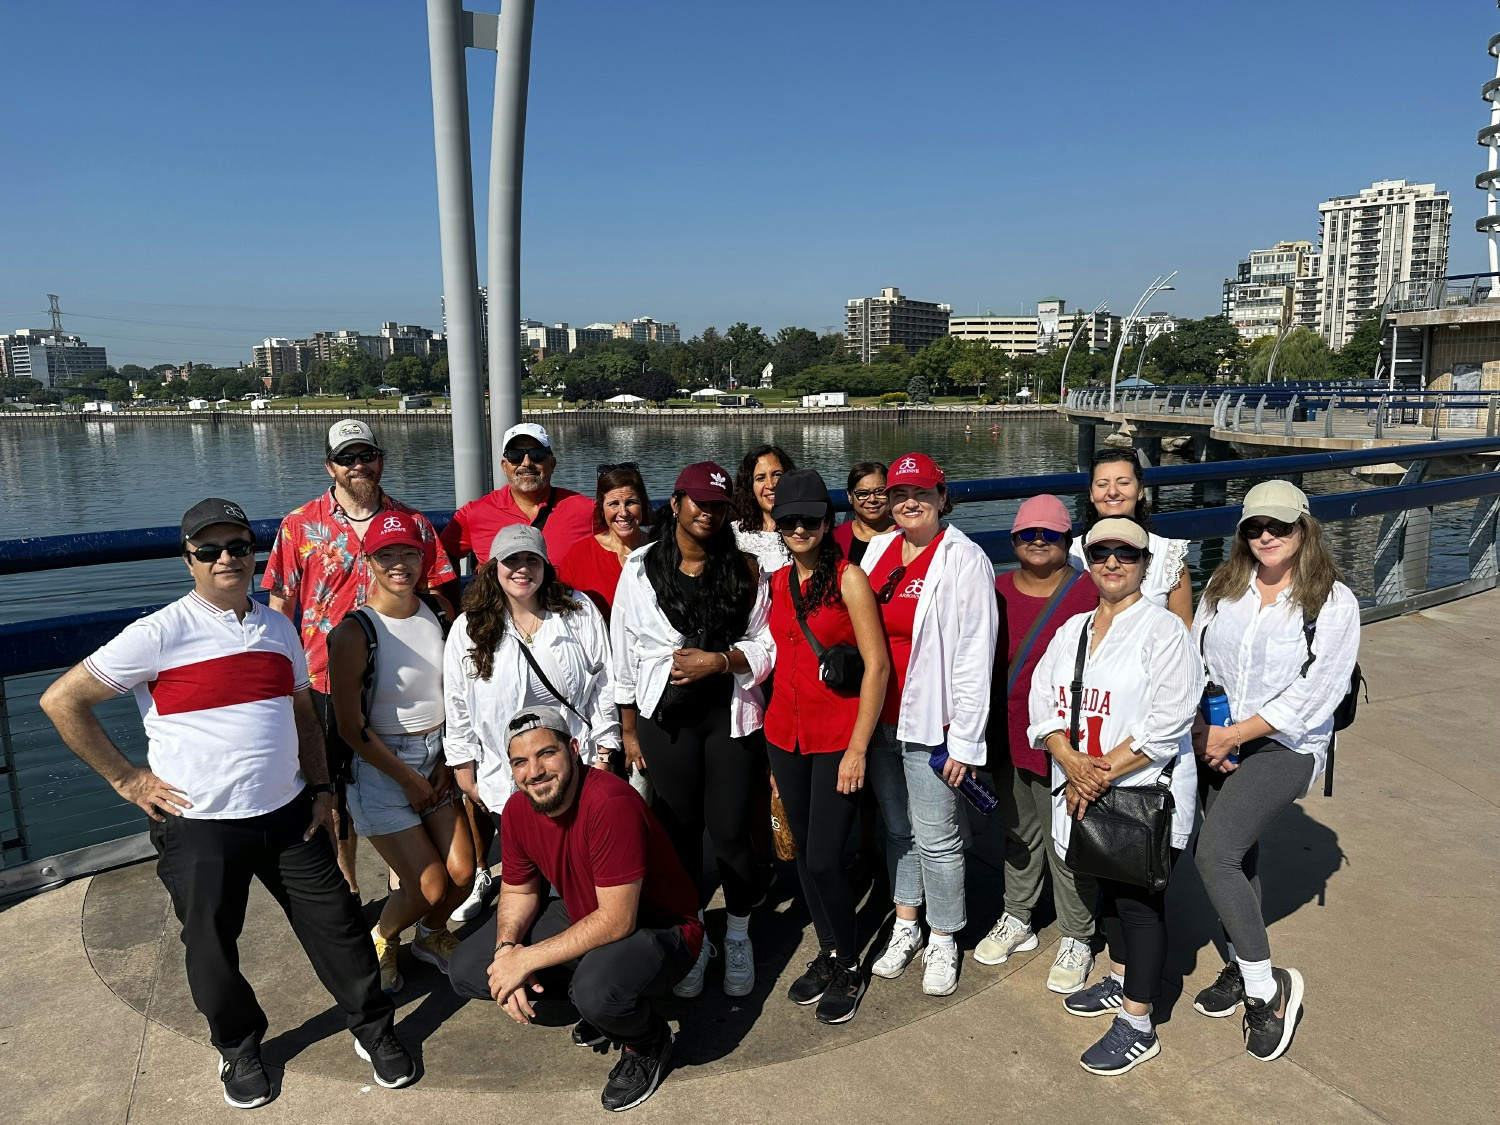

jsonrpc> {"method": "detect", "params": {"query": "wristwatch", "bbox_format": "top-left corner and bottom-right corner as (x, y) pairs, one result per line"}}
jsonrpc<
(307, 783), (335, 797)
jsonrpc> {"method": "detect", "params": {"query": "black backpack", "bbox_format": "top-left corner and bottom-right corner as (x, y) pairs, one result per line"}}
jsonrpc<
(1300, 615), (1368, 797)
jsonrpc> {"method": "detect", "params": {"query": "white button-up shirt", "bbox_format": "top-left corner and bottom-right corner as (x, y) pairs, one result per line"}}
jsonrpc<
(1193, 575), (1360, 793)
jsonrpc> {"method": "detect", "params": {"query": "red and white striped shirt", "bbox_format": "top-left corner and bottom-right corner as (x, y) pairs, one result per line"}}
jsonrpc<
(85, 592), (311, 819)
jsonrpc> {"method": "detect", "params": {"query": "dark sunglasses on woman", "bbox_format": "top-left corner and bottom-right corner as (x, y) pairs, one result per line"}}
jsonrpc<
(1085, 543), (1144, 565)
(773, 515), (821, 534)
(597, 461), (639, 476)
(1014, 527), (1064, 544)
(1239, 518), (1297, 541)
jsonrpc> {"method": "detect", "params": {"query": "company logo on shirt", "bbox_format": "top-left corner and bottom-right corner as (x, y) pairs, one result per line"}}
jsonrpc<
(900, 577), (924, 599)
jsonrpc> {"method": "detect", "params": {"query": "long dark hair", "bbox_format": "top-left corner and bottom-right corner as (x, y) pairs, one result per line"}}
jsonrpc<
(793, 515), (844, 618)
(592, 466), (652, 535)
(461, 558), (580, 681)
(1084, 447), (1154, 532)
(1201, 514), (1343, 619)
(646, 493), (756, 644)
(732, 444), (795, 532)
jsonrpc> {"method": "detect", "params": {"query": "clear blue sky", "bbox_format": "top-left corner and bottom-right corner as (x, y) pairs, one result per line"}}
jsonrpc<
(2, 0), (1495, 367)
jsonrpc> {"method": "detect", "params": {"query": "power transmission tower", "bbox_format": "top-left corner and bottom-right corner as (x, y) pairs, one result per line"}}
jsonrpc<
(47, 294), (64, 336)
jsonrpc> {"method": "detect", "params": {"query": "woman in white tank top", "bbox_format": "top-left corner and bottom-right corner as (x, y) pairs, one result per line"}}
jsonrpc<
(327, 512), (471, 994)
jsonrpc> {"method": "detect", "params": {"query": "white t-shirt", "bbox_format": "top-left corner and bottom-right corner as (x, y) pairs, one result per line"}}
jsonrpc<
(84, 592), (311, 819)
(1070, 530), (1188, 609)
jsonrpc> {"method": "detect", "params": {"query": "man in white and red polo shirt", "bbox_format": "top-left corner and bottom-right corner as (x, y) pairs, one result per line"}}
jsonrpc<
(41, 498), (416, 1110)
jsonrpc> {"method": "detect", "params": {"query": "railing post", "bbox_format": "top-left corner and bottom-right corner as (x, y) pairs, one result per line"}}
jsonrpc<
(1469, 466), (1500, 582)
(1233, 394), (1246, 431)
(1488, 394), (1498, 438)
(1376, 395), (1386, 438)
(1285, 394), (1298, 437)
(1325, 394), (1337, 438)
(1254, 394), (1267, 434)
(0, 678), (28, 866)
(1373, 461), (1431, 606)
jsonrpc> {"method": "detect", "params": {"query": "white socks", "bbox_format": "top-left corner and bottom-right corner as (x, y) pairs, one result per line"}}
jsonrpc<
(929, 931), (957, 951)
(1237, 956), (1276, 1002)
(1120, 1008), (1153, 1034)
(724, 913), (750, 942)
(893, 917), (921, 938)
(1109, 970), (1126, 986)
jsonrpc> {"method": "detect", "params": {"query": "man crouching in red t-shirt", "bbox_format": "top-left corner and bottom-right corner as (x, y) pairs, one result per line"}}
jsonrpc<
(446, 705), (702, 1112)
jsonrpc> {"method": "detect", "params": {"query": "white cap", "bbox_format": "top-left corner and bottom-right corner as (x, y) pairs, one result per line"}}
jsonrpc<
(327, 418), (377, 455)
(1240, 480), (1310, 526)
(501, 422), (552, 450)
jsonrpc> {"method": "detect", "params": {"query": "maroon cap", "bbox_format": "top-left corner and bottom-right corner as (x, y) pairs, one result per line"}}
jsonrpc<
(364, 511), (432, 569)
(674, 461), (733, 503)
(887, 452), (945, 489)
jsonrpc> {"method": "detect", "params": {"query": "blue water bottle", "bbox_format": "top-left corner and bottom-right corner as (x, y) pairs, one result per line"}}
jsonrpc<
(1200, 682), (1237, 765)
(929, 749), (999, 816)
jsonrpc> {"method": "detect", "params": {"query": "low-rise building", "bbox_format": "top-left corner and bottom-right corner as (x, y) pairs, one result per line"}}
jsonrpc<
(0, 330), (108, 388)
(613, 317), (681, 345)
(948, 298), (1116, 357)
(1223, 240), (1315, 340)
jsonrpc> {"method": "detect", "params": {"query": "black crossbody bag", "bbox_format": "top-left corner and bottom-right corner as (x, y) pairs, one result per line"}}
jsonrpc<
(788, 570), (864, 692)
(1057, 622), (1177, 893)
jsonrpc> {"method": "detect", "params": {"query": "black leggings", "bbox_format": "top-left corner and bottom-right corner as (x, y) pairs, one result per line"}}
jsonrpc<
(638, 707), (759, 916)
(767, 742), (860, 961)
(1098, 848), (1180, 1007)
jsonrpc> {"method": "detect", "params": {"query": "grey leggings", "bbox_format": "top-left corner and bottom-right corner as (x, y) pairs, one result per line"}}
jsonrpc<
(1194, 744), (1315, 962)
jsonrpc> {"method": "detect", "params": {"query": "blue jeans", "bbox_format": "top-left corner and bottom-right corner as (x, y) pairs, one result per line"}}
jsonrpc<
(867, 723), (967, 934)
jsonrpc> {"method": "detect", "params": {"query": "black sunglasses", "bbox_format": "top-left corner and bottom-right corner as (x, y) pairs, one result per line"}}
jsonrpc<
(1085, 543), (1144, 565)
(186, 539), (255, 563)
(774, 514), (822, 534)
(1239, 518), (1298, 541)
(597, 461), (639, 476)
(1014, 527), (1064, 544)
(874, 564), (908, 604)
(502, 445), (554, 465)
(329, 448), (383, 467)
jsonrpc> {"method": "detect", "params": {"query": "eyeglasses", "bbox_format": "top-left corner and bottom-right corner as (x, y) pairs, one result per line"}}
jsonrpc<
(502, 445), (554, 465)
(597, 461), (639, 476)
(851, 488), (887, 502)
(186, 539), (255, 563)
(329, 448), (383, 467)
(1014, 527), (1064, 544)
(874, 564), (908, 604)
(774, 515), (821, 534)
(371, 546), (423, 565)
(1085, 543), (1144, 565)
(1239, 518), (1298, 541)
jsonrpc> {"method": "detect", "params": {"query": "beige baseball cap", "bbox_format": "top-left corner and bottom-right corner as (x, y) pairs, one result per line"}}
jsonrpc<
(1240, 480), (1309, 526)
(1084, 517), (1149, 550)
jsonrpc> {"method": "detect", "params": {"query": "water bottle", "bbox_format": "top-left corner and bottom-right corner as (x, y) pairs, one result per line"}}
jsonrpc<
(1200, 682), (1237, 764)
(928, 749), (999, 816)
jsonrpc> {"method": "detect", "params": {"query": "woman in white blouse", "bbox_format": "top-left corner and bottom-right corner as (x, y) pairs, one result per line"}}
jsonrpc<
(1190, 480), (1359, 1064)
(730, 443), (794, 573)
(1070, 447), (1193, 629)
(442, 523), (618, 908)
(1028, 517), (1201, 1076)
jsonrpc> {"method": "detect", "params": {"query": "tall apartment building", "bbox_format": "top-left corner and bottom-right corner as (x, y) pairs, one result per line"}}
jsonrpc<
(845, 287), (952, 363)
(0, 329), (108, 388)
(1222, 241), (1314, 341)
(613, 317), (681, 345)
(1295, 180), (1451, 348)
(948, 298), (1117, 357)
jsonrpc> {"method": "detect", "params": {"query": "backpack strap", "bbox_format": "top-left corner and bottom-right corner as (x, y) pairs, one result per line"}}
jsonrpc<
(415, 591), (452, 639)
(346, 608), (379, 742)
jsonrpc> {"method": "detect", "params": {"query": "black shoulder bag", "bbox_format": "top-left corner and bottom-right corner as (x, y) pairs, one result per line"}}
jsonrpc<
(1058, 621), (1177, 893)
(512, 619), (591, 734)
(788, 570), (864, 692)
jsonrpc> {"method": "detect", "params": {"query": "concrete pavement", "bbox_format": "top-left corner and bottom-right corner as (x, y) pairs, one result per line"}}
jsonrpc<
(2, 590), (1496, 1125)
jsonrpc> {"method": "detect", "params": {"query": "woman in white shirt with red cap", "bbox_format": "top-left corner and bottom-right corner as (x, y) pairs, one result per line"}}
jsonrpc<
(858, 452), (998, 999)
(1190, 480), (1359, 1064)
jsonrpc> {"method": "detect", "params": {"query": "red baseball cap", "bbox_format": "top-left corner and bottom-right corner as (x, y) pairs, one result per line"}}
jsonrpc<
(674, 461), (733, 504)
(364, 511), (432, 568)
(886, 452), (945, 489)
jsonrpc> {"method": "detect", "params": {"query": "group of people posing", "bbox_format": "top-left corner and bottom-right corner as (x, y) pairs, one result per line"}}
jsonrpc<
(40, 416), (1360, 1114)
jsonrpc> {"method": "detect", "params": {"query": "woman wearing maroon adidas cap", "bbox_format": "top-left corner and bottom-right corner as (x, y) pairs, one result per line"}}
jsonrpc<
(612, 461), (774, 1002)
(327, 511), (470, 995)
(858, 452), (998, 999)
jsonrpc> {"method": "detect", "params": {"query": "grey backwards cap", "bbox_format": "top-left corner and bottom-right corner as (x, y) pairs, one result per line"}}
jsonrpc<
(506, 705), (572, 746)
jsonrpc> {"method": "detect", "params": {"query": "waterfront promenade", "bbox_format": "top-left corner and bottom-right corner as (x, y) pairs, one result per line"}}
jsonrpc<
(1, 591), (1495, 1125)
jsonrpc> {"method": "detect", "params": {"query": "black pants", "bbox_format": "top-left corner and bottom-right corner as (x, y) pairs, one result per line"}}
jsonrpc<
(767, 742), (859, 960)
(637, 706), (758, 915)
(150, 789), (394, 1060)
(448, 898), (693, 1048)
(1097, 848), (1181, 1008)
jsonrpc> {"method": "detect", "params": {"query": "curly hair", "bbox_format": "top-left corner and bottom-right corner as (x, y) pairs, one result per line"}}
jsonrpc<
(1201, 514), (1343, 620)
(645, 494), (756, 647)
(732, 444), (795, 533)
(592, 466), (652, 535)
(1084, 447), (1153, 532)
(461, 557), (580, 681)
(792, 517), (844, 618)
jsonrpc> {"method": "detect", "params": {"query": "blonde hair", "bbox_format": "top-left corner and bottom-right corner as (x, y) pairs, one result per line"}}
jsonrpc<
(1201, 515), (1344, 619)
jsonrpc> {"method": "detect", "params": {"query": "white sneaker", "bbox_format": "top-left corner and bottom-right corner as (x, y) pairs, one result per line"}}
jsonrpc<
(722, 934), (755, 997)
(673, 938), (715, 998)
(871, 925), (924, 979)
(1047, 936), (1095, 994)
(973, 913), (1039, 966)
(922, 942), (960, 996)
(451, 867), (492, 924)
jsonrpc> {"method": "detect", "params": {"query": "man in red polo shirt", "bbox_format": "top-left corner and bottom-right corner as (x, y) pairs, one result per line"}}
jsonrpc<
(439, 422), (595, 566)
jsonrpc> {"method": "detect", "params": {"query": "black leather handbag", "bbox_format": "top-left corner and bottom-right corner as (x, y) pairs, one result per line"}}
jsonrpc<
(788, 569), (864, 692)
(1058, 625), (1177, 893)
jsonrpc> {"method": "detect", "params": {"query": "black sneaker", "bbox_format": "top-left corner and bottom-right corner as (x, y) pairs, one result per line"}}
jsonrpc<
(814, 960), (866, 1025)
(1194, 961), (1245, 1018)
(1243, 966), (1304, 1062)
(572, 1018), (609, 1048)
(354, 1033), (417, 1089)
(601, 1022), (675, 1112)
(787, 950), (837, 1006)
(218, 1053), (271, 1109)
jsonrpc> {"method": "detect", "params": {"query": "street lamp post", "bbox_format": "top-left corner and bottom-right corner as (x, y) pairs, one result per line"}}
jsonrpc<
(1109, 272), (1177, 411)
(1059, 300), (1109, 407)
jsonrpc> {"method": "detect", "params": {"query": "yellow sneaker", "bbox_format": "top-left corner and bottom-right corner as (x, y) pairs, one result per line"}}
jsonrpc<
(412, 926), (460, 975)
(372, 927), (403, 994)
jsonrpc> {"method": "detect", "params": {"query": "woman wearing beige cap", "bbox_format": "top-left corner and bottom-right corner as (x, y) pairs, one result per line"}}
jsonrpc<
(1190, 480), (1359, 1063)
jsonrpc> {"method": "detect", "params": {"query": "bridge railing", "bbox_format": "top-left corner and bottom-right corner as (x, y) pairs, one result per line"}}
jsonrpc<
(3, 443), (1499, 896)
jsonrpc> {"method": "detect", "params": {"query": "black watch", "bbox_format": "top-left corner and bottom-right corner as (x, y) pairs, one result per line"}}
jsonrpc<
(307, 783), (336, 797)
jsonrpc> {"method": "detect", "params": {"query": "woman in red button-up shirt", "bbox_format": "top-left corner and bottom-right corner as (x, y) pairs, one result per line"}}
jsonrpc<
(763, 469), (889, 1025)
